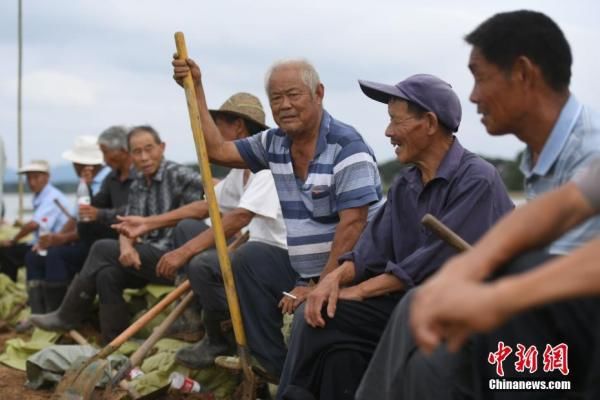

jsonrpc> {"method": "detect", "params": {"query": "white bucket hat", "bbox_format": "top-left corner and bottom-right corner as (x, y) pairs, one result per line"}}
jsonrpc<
(18, 159), (50, 174)
(62, 135), (103, 165)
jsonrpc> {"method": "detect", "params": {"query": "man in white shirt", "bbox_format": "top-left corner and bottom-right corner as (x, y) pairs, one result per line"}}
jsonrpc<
(114, 92), (288, 368)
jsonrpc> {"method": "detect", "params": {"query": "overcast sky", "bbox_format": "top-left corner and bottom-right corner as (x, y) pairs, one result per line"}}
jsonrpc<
(0, 0), (599, 170)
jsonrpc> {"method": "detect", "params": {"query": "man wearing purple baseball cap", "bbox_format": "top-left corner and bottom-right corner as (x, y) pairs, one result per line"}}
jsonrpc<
(277, 74), (513, 399)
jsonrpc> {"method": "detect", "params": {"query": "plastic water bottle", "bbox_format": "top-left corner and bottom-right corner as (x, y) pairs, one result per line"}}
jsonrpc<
(38, 217), (50, 256)
(77, 178), (91, 221)
(169, 372), (201, 393)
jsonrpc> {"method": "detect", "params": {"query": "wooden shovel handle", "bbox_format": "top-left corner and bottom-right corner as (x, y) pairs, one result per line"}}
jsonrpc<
(421, 213), (471, 252)
(174, 32), (248, 349)
(106, 280), (191, 349)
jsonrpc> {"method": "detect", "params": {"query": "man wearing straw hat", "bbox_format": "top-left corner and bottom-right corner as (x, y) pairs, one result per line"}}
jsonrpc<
(31, 126), (204, 343)
(0, 160), (69, 283)
(114, 92), (288, 370)
(172, 57), (385, 379)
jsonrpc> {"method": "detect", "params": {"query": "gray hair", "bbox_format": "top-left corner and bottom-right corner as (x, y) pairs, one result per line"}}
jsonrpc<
(264, 58), (321, 95)
(97, 125), (128, 151)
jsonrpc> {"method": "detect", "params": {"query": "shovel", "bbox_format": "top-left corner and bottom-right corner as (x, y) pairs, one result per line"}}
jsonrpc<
(51, 280), (192, 399)
(174, 32), (258, 399)
(110, 231), (250, 392)
(421, 213), (472, 251)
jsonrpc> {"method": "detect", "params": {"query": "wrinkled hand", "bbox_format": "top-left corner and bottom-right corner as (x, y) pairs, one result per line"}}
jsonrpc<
(112, 215), (150, 239)
(338, 285), (365, 302)
(304, 272), (343, 328)
(80, 165), (94, 184)
(119, 245), (142, 270)
(410, 272), (506, 354)
(278, 286), (313, 315)
(172, 55), (202, 88)
(156, 248), (191, 280)
(78, 205), (98, 222)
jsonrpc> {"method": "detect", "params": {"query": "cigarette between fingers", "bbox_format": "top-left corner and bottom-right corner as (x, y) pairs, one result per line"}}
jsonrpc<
(282, 291), (297, 300)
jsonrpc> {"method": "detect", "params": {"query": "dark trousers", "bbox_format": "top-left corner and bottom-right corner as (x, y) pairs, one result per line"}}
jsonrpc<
(357, 250), (600, 400)
(25, 241), (90, 283)
(356, 290), (473, 400)
(277, 293), (401, 400)
(79, 238), (172, 305)
(186, 239), (296, 377)
(0, 243), (31, 281)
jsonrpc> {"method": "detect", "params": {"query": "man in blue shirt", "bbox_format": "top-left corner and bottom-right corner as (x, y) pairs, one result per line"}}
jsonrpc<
(172, 57), (384, 378)
(22, 132), (131, 326)
(277, 75), (513, 399)
(0, 160), (69, 282)
(358, 10), (600, 400)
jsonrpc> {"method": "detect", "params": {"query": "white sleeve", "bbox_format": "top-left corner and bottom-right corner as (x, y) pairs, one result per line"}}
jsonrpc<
(238, 170), (280, 219)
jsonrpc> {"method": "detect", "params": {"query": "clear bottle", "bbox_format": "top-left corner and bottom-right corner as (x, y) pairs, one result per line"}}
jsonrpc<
(76, 178), (91, 221)
(38, 217), (50, 256)
(169, 372), (201, 393)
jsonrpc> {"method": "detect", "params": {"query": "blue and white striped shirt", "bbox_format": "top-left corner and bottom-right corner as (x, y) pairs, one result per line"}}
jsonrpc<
(235, 110), (384, 278)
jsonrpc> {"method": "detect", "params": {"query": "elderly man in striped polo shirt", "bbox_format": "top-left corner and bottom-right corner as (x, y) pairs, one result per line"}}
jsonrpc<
(172, 57), (384, 378)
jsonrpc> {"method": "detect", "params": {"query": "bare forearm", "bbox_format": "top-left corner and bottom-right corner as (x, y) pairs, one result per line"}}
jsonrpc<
(494, 236), (600, 315)
(467, 183), (595, 278)
(194, 82), (246, 168)
(179, 208), (252, 258)
(353, 273), (404, 299)
(320, 207), (368, 278)
(55, 231), (79, 245)
(148, 200), (210, 230)
(13, 221), (37, 243)
(119, 234), (136, 250)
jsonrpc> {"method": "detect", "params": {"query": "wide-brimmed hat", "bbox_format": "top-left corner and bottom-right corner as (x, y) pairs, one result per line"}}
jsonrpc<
(209, 92), (268, 131)
(18, 160), (50, 174)
(359, 74), (462, 132)
(62, 135), (104, 165)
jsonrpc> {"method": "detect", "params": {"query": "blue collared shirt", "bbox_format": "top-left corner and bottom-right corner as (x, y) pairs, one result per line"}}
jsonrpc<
(235, 110), (385, 278)
(32, 183), (70, 244)
(520, 95), (600, 254)
(340, 138), (514, 288)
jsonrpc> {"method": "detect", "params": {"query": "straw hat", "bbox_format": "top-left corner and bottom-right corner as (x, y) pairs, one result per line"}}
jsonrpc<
(18, 159), (50, 174)
(62, 135), (103, 165)
(209, 92), (268, 130)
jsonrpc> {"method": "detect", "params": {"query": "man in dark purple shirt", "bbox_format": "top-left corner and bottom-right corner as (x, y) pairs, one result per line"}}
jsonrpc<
(276, 74), (514, 400)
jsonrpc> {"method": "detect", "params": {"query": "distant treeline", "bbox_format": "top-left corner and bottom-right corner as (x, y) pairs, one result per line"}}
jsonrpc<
(3, 155), (524, 194)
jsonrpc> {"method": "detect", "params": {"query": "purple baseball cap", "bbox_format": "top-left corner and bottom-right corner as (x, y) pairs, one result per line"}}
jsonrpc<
(358, 74), (462, 132)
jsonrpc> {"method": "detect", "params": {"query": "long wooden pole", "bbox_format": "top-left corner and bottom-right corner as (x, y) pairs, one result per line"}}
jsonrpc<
(17, 0), (24, 221)
(174, 32), (255, 387)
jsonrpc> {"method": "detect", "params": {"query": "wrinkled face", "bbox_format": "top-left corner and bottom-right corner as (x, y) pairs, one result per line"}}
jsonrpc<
(100, 144), (129, 170)
(214, 115), (243, 141)
(468, 47), (524, 135)
(267, 66), (323, 137)
(386, 100), (430, 164)
(26, 172), (49, 194)
(129, 131), (165, 178)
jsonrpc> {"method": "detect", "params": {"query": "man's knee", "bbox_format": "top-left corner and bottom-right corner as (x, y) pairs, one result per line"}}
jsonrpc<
(185, 251), (218, 280)
(88, 238), (120, 259)
(173, 219), (209, 248)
